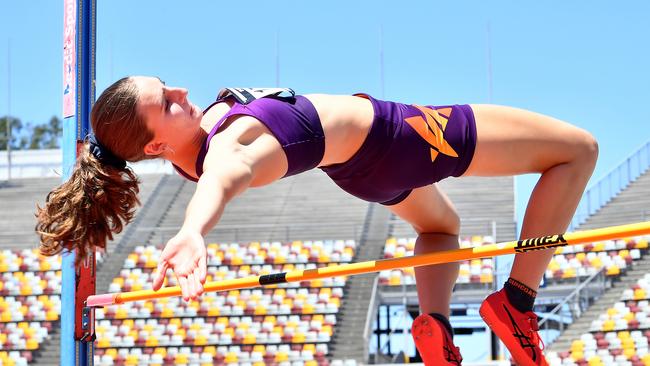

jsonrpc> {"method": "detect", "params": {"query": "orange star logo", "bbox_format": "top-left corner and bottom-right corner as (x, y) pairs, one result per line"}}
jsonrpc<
(404, 105), (458, 162)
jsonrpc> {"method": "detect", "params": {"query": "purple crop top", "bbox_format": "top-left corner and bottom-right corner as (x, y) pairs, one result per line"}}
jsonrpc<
(173, 95), (325, 182)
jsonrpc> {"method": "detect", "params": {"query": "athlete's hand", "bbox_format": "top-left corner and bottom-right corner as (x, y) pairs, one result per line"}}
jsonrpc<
(152, 228), (207, 301)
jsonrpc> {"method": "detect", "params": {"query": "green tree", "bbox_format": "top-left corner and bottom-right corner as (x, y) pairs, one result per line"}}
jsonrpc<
(28, 116), (62, 149)
(0, 116), (23, 150)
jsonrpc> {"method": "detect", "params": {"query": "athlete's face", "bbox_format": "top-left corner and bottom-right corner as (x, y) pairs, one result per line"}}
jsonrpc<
(134, 76), (203, 156)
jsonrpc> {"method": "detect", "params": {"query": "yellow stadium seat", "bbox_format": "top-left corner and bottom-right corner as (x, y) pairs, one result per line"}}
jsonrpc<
(153, 347), (167, 356)
(275, 352), (289, 362)
(26, 339), (39, 350)
(303, 304), (315, 314)
(194, 335), (207, 346)
(293, 333), (306, 343)
(208, 307), (220, 316)
(115, 308), (128, 319)
(161, 308), (174, 318)
(225, 352), (238, 363)
(254, 305), (267, 315)
(46, 310), (59, 321)
(97, 338), (110, 348)
(570, 351), (583, 361)
(145, 337), (158, 347)
(303, 344), (316, 352)
(480, 274), (493, 283)
(606, 265), (620, 276)
(175, 354), (189, 364)
(20, 285), (32, 296)
(562, 268), (576, 279)
(602, 319), (615, 331)
(243, 333), (256, 344)
(587, 355), (602, 366)
(311, 279), (324, 287)
(570, 339), (584, 352)
(624, 312), (635, 322)
(634, 288), (646, 300)
(106, 349), (118, 358)
(126, 355), (139, 365)
(203, 346), (217, 356)
(253, 345), (265, 353)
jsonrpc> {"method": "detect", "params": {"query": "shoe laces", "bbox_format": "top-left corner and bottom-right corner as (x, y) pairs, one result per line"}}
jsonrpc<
(527, 313), (545, 351)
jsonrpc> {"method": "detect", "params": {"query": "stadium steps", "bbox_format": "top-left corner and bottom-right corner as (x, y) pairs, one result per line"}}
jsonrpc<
(151, 169), (369, 244)
(547, 168), (650, 353)
(578, 168), (650, 230)
(0, 177), (61, 249)
(329, 203), (392, 362)
(388, 176), (517, 241)
(547, 255), (650, 353)
(95, 174), (183, 293)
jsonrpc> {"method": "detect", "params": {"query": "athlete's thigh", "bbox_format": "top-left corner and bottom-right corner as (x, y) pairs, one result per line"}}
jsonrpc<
(388, 184), (460, 235)
(463, 104), (596, 177)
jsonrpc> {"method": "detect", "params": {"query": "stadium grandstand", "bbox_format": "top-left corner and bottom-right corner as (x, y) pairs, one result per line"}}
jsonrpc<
(0, 139), (648, 365)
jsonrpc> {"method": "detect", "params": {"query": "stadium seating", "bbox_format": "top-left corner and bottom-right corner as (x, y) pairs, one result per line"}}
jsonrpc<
(547, 273), (650, 365)
(546, 238), (648, 281)
(381, 237), (648, 287)
(380, 236), (495, 286)
(94, 239), (355, 365)
(0, 249), (62, 358)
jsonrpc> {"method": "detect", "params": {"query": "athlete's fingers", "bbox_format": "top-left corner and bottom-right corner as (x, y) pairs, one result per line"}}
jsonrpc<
(152, 261), (169, 291)
(178, 276), (189, 301)
(187, 272), (197, 300)
(193, 267), (204, 296)
(197, 255), (207, 284)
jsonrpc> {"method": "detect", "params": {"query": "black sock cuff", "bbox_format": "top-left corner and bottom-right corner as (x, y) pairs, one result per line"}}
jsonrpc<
(503, 277), (537, 313)
(428, 312), (454, 339)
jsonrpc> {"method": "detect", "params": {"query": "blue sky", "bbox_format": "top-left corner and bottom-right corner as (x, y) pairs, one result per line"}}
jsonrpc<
(3, 0), (650, 362)
(2, 1), (650, 226)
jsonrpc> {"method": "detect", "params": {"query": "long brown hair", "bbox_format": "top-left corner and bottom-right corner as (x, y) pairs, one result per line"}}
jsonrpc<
(36, 77), (155, 266)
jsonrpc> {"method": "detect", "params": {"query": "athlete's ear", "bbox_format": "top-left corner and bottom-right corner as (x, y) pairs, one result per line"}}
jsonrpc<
(144, 141), (166, 156)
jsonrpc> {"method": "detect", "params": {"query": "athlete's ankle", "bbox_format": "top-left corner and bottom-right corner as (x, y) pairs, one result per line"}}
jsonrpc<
(503, 277), (537, 313)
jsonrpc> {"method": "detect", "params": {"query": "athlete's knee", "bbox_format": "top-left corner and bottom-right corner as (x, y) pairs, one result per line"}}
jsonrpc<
(572, 129), (599, 169)
(412, 210), (461, 236)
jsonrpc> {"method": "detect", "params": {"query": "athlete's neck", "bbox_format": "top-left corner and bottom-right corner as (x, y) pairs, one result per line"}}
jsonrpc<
(166, 129), (207, 178)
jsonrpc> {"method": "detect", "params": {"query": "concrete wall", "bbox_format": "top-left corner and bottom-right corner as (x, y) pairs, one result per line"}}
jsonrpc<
(0, 149), (174, 179)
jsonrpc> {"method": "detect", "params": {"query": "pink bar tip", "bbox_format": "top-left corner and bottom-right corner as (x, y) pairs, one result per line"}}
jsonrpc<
(86, 293), (117, 308)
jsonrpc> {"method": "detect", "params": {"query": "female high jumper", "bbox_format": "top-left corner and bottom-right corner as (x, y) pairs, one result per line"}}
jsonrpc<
(37, 76), (598, 365)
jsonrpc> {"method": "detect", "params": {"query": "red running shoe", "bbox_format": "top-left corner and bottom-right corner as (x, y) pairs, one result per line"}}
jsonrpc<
(412, 314), (463, 365)
(479, 289), (548, 366)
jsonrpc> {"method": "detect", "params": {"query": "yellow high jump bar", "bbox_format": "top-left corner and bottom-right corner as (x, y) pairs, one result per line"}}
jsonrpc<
(86, 221), (650, 307)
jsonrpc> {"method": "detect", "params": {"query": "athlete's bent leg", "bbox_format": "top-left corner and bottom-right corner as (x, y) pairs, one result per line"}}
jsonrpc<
(388, 184), (463, 365)
(463, 104), (598, 366)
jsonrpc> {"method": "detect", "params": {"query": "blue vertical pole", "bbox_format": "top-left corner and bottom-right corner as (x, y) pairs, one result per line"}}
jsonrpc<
(61, 0), (95, 365)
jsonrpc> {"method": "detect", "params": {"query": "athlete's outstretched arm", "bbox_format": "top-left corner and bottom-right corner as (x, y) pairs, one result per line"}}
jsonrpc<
(152, 116), (289, 300)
